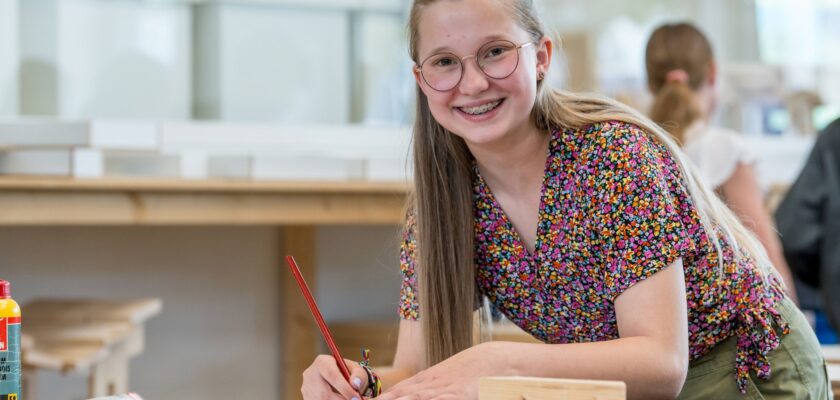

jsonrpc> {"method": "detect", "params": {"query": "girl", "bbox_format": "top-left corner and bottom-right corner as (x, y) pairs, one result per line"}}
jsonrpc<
(302, 1), (828, 399)
(645, 22), (799, 304)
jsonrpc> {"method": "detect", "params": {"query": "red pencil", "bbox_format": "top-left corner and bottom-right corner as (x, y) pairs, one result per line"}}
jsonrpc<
(285, 255), (353, 382)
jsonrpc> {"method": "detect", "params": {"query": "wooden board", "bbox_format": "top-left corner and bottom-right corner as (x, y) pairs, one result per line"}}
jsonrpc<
(0, 178), (408, 225)
(479, 376), (626, 400)
(23, 341), (110, 373)
(23, 319), (133, 346)
(23, 298), (162, 324)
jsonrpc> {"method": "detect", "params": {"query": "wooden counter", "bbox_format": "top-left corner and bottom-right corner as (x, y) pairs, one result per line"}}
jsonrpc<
(0, 176), (410, 399)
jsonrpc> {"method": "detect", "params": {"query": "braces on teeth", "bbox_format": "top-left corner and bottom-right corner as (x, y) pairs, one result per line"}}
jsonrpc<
(462, 99), (502, 115)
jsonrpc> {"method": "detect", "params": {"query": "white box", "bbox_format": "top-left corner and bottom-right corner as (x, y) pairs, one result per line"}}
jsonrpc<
(0, 119), (159, 150)
(0, 148), (103, 177)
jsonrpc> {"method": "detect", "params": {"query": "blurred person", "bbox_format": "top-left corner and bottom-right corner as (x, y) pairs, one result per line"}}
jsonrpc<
(776, 117), (840, 332)
(645, 22), (798, 304)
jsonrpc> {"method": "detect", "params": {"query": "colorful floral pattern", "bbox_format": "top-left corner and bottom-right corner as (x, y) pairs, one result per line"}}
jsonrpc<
(398, 121), (788, 393)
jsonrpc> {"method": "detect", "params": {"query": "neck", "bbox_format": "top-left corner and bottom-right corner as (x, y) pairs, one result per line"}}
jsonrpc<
(468, 122), (549, 193)
(696, 82), (716, 120)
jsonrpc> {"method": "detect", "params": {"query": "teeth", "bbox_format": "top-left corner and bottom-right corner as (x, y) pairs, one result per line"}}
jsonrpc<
(460, 99), (502, 115)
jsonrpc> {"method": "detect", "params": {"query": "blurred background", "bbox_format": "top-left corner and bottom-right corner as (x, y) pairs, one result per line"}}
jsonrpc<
(0, 0), (838, 399)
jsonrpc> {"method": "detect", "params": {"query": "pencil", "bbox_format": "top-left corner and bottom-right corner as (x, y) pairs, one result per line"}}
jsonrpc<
(285, 255), (353, 382)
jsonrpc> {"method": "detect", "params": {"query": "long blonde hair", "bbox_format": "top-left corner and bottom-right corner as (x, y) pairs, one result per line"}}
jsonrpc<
(408, 0), (777, 368)
(645, 23), (714, 143)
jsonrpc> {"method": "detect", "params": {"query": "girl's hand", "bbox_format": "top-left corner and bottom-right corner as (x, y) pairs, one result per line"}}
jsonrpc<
(301, 355), (368, 400)
(377, 342), (506, 400)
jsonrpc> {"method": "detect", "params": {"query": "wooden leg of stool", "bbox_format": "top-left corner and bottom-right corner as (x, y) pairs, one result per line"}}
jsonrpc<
(89, 354), (124, 397)
(88, 332), (137, 397)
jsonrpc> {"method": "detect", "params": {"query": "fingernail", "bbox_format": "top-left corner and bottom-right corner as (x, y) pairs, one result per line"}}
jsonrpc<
(352, 397), (360, 400)
(353, 377), (362, 388)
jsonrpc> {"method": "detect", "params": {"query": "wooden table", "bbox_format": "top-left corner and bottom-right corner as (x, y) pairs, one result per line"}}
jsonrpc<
(0, 177), (409, 400)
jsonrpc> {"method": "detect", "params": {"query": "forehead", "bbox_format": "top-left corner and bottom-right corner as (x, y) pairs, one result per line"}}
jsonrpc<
(416, 0), (527, 57)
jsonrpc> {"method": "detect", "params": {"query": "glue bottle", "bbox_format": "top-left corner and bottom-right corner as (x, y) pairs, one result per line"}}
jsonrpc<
(0, 279), (21, 400)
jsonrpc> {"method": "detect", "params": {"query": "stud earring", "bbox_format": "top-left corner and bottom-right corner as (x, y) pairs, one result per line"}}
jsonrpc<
(538, 71), (545, 81)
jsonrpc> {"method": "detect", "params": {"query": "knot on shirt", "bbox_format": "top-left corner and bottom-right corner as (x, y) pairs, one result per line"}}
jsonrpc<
(733, 304), (790, 394)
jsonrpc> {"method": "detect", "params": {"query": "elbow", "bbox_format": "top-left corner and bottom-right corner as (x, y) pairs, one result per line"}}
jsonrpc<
(655, 350), (688, 400)
(633, 347), (687, 400)
(664, 354), (688, 399)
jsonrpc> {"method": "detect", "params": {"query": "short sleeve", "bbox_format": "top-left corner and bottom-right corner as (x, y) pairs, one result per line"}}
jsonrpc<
(683, 126), (756, 189)
(398, 210), (420, 320)
(586, 123), (694, 300)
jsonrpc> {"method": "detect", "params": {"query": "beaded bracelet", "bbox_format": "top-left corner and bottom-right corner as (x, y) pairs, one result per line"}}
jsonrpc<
(359, 348), (382, 397)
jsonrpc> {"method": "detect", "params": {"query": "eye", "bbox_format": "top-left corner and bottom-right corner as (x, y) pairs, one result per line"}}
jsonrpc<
(424, 53), (460, 70)
(434, 57), (457, 67)
(485, 46), (508, 58)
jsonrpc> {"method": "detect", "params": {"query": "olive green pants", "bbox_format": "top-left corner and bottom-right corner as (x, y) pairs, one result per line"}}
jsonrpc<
(677, 297), (830, 399)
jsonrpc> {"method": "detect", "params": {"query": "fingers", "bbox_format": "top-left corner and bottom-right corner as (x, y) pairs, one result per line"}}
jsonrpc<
(347, 360), (369, 394)
(301, 355), (363, 400)
(302, 364), (344, 400)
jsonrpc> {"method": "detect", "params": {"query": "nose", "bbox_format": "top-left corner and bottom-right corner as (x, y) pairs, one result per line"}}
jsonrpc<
(457, 57), (489, 95)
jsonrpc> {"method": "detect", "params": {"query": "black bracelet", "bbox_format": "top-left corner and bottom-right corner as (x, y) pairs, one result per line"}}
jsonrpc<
(359, 348), (382, 397)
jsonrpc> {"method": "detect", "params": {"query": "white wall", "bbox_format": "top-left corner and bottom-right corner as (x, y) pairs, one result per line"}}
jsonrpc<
(0, 0), (18, 116)
(194, 3), (351, 123)
(0, 226), (401, 400)
(20, 0), (191, 119)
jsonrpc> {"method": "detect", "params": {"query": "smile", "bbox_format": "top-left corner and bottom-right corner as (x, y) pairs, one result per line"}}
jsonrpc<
(456, 99), (504, 115)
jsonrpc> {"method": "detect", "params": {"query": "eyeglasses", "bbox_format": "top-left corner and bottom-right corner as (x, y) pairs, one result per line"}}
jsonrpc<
(415, 40), (535, 92)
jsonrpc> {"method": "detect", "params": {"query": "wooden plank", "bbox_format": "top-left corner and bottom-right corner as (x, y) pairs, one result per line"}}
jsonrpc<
(479, 376), (626, 400)
(23, 298), (162, 324)
(23, 341), (110, 373)
(0, 177), (408, 193)
(0, 183), (407, 225)
(23, 320), (133, 346)
(282, 226), (317, 400)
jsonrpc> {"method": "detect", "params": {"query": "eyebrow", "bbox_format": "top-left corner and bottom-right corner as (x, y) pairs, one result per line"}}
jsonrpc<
(423, 34), (512, 58)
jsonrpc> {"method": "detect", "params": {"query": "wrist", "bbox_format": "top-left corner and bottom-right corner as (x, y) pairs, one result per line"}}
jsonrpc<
(478, 341), (517, 376)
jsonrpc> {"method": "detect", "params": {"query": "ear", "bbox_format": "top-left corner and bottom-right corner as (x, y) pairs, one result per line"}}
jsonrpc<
(413, 64), (431, 96)
(707, 61), (717, 87)
(536, 35), (553, 76)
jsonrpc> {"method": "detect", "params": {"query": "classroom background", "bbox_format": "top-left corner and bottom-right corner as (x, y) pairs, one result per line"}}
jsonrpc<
(0, 0), (838, 399)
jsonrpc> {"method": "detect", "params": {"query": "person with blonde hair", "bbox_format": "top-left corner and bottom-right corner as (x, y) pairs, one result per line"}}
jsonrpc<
(302, 2), (827, 399)
(645, 22), (798, 304)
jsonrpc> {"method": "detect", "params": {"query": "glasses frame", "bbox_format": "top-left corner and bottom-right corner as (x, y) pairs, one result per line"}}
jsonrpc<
(415, 40), (536, 92)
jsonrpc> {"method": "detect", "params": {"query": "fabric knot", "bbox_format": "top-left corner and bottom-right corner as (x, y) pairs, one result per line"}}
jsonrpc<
(732, 306), (790, 393)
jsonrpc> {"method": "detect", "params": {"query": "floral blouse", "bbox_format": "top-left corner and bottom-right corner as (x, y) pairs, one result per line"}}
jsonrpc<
(398, 121), (788, 393)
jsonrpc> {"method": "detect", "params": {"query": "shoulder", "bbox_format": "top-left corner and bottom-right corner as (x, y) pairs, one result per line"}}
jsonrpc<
(682, 125), (755, 188)
(558, 120), (657, 151)
(817, 118), (840, 148)
(563, 120), (669, 165)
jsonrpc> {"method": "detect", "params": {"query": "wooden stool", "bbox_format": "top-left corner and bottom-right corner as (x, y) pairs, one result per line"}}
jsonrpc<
(479, 376), (626, 400)
(20, 298), (162, 400)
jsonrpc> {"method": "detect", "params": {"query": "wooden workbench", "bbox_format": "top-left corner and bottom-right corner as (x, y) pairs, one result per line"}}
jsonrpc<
(0, 176), (409, 400)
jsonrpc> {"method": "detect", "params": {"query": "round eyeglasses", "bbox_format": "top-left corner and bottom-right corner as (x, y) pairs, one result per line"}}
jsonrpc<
(416, 40), (535, 92)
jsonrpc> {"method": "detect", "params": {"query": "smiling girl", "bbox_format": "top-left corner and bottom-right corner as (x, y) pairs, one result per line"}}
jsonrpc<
(301, 1), (828, 399)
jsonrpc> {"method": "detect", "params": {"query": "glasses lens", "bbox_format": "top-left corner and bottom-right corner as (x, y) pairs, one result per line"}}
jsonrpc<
(421, 52), (462, 91)
(478, 40), (519, 79)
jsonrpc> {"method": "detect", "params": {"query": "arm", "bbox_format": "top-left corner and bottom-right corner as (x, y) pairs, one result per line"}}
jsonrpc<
(378, 259), (689, 400)
(718, 163), (798, 302)
(378, 319), (423, 390)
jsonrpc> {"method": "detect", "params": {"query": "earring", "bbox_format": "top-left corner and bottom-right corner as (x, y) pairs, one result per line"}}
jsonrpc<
(538, 71), (545, 81)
